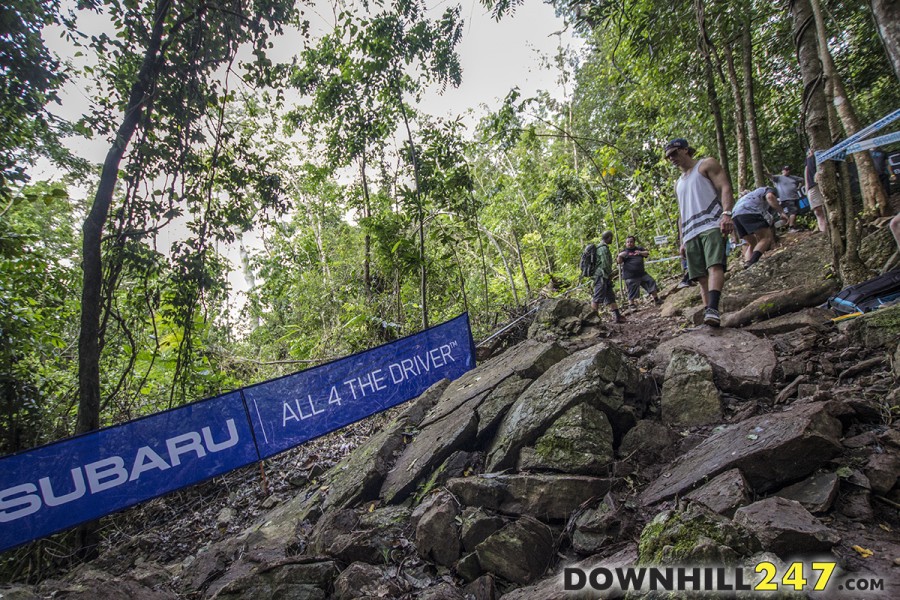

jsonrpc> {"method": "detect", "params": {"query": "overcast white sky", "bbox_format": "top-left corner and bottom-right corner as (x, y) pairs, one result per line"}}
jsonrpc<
(37, 0), (579, 307)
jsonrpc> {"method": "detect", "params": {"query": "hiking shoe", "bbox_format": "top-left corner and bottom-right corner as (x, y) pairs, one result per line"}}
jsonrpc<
(613, 314), (627, 324)
(788, 227), (800, 233)
(703, 307), (721, 327)
(654, 297), (663, 306)
(676, 280), (690, 289)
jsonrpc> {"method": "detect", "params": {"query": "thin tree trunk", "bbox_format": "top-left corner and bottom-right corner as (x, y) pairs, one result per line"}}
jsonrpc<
(790, 0), (867, 285)
(484, 228), (519, 307)
(470, 201), (491, 324)
(359, 156), (372, 302)
(742, 19), (766, 187)
(695, 0), (731, 182)
(75, 0), (172, 560)
(723, 42), (748, 192)
(78, 0), (171, 436)
(810, 0), (889, 217)
(511, 227), (532, 301)
(870, 0), (900, 82)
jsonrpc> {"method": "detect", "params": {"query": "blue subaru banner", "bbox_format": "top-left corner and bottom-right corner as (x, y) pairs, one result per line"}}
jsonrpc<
(0, 314), (475, 552)
(0, 392), (257, 552)
(244, 313), (475, 458)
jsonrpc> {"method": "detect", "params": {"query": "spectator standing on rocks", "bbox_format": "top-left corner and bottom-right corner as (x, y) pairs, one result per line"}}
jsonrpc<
(665, 137), (735, 327)
(804, 148), (828, 233)
(771, 165), (804, 232)
(591, 230), (626, 324)
(870, 148), (891, 199)
(732, 187), (781, 267)
(617, 236), (662, 307)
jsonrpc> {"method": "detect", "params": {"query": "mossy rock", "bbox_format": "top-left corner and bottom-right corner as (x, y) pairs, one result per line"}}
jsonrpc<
(842, 303), (900, 349)
(638, 504), (759, 566)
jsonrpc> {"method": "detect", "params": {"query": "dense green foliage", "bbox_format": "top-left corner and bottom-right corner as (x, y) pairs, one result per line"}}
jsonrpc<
(0, 0), (897, 457)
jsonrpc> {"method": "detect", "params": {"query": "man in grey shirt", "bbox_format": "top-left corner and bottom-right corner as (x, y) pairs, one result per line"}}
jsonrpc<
(732, 187), (781, 266)
(771, 165), (804, 231)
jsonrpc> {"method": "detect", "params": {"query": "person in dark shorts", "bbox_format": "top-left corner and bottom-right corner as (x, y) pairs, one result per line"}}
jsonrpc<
(591, 230), (626, 323)
(665, 137), (735, 327)
(732, 187), (781, 266)
(617, 236), (662, 307)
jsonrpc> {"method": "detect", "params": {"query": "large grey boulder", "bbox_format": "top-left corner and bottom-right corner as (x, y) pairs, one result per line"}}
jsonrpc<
(650, 328), (776, 395)
(423, 340), (569, 426)
(310, 506), (411, 564)
(413, 490), (461, 567)
(641, 402), (843, 505)
(661, 349), (722, 427)
(475, 376), (531, 443)
(527, 297), (593, 341)
(684, 468), (750, 517)
(517, 403), (614, 475)
(446, 474), (615, 521)
(618, 420), (677, 464)
(381, 341), (567, 504)
(459, 507), (506, 552)
(571, 493), (632, 555)
(474, 517), (554, 585)
(486, 343), (644, 472)
(380, 406), (478, 504)
(841, 303), (900, 350)
(322, 423), (406, 512)
(733, 497), (840, 558)
(774, 472), (839, 514)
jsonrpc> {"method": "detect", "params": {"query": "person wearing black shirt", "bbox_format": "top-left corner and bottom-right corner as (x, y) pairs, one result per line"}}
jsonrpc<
(617, 236), (662, 308)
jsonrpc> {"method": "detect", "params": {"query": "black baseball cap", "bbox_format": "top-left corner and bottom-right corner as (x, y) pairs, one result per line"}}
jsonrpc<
(664, 138), (689, 157)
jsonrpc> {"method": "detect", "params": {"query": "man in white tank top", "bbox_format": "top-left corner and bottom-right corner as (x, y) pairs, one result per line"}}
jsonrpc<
(664, 138), (735, 327)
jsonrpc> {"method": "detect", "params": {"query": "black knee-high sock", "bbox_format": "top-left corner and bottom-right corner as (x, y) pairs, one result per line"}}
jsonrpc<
(707, 290), (721, 311)
(747, 250), (762, 265)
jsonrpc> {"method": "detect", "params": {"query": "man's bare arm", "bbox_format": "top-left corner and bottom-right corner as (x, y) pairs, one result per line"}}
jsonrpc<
(701, 158), (735, 211)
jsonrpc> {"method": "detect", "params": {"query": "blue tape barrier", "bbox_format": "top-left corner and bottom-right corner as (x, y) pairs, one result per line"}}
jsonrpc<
(244, 313), (475, 459)
(816, 108), (900, 164)
(0, 314), (475, 552)
(841, 131), (900, 156)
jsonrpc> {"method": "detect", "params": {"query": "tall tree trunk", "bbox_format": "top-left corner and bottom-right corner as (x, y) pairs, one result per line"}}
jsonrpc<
(695, 0), (731, 181)
(810, 0), (889, 217)
(78, 0), (171, 436)
(484, 228), (519, 307)
(742, 19), (766, 187)
(511, 227), (531, 301)
(790, 0), (867, 285)
(359, 156), (372, 302)
(75, 0), (171, 559)
(723, 43), (748, 192)
(870, 0), (900, 82)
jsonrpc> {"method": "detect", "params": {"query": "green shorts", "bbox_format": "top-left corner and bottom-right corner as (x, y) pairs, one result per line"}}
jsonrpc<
(685, 228), (728, 280)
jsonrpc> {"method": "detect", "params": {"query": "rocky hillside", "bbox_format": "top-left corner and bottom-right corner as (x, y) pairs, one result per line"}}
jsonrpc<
(3, 229), (899, 599)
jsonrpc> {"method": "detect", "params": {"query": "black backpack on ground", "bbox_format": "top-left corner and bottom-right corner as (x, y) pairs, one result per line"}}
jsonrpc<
(580, 243), (597, 278)
(827, 269), (900, 315)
